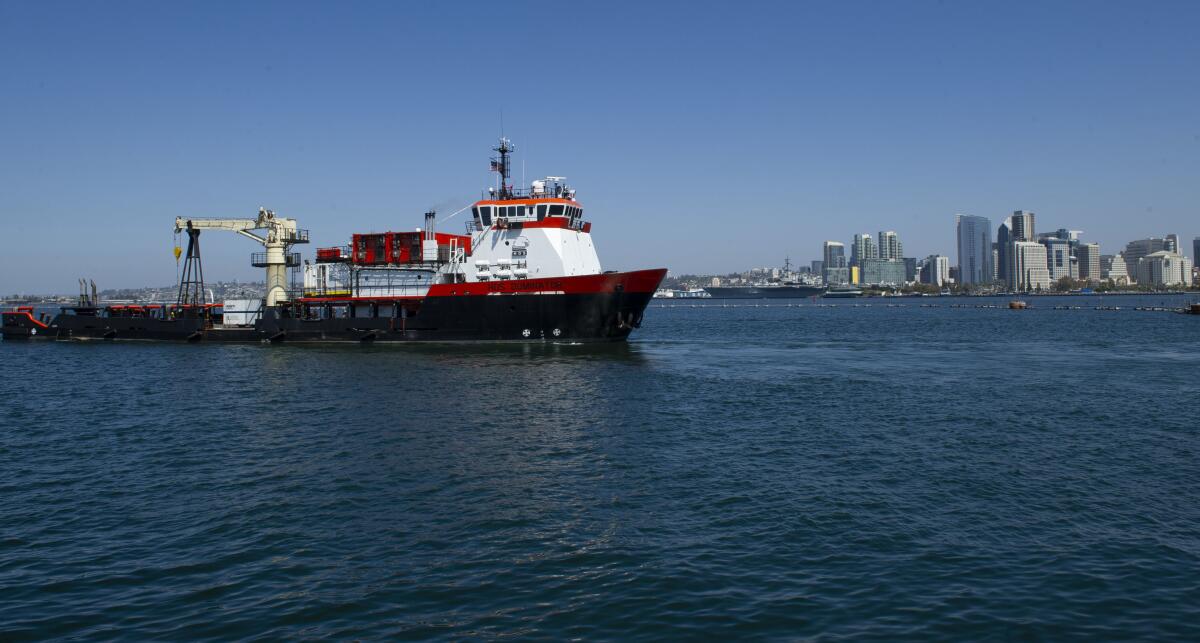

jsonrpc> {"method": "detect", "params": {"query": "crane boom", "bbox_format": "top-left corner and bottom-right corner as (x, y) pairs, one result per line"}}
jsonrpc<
(175, 218), (258, 231)
(175, 218), (265, 243)
(173, 208), (309, 307)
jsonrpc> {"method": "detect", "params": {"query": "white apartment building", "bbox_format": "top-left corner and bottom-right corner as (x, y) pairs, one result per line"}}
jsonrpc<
(1012, 241), (1051, 291)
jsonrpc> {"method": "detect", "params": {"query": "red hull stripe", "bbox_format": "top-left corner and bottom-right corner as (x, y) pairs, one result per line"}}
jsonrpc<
(298, 296), (424, 303)
(427, 268), (667, 297)
(296, 269), (667, 303)
(511, 218), (583, 231)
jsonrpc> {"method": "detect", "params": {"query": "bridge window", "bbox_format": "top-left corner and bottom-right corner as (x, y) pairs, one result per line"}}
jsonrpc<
(536, 205), (547, 220)
(478, 206), (492, 226)
(549, 204), (564, 217)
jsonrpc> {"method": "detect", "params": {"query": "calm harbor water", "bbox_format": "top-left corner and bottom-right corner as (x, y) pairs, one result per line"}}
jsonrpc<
(2, 294), (1199, 639)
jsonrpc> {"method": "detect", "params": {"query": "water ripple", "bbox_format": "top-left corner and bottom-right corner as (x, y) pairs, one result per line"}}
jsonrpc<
(2, 297), (1199, 639)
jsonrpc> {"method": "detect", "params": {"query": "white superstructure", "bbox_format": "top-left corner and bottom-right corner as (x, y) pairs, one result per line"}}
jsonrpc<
(304, 138), (603, 299)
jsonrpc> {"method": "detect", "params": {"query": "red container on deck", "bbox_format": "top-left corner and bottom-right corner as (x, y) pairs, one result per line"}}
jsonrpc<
(349, 231), (472, 265)
(316, 247), (345, 262)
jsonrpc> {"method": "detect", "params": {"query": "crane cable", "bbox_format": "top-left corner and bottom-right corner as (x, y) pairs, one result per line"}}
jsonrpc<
(438, 202), (474, 224)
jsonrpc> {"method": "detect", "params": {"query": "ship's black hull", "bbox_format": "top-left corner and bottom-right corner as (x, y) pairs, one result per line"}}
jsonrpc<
(3, 291), (656, 344)
(704, 286), (826, 299)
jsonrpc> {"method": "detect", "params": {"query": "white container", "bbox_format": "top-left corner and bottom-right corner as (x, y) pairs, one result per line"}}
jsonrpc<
(223, 298), (262, 326)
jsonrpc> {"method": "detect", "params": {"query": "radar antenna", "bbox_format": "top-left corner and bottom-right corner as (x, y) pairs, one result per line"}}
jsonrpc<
(491, 137), (514, 199)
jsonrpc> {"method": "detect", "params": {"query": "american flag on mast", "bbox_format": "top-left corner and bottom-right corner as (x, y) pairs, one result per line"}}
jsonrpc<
(490, 159), (502, 172)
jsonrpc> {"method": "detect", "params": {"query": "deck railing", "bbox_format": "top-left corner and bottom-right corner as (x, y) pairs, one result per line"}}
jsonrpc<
(251, 252), (301, 267)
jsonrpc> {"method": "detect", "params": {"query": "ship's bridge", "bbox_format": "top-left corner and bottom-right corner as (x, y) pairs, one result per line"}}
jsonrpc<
(471, 178), (586, 231)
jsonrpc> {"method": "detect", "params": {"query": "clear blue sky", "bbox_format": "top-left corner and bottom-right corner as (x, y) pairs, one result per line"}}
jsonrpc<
(2, 1), (1198, 292)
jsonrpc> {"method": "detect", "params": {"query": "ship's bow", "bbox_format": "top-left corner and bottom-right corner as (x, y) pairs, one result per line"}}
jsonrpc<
(420, 267), (668, 342)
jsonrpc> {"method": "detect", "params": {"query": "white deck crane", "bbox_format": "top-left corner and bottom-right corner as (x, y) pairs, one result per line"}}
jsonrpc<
(174, 208), (309, 307)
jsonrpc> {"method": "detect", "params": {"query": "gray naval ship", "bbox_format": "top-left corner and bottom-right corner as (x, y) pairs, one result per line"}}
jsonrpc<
(704, 259), (827, 299)
(704, 283), (826, 299)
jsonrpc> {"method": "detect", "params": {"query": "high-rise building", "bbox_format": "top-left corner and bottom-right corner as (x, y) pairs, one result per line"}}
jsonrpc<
(859, 259), (906, 286)
(955, 214), (992, 285)
(877, 231), (902, 260)
(1123, 238), (1168, 270)
(850, 233), (877, 267)
(902, 257), (917, 282)
(922, 255), (950, 287)
(996, 217), (1012, 283)
(1134, 251), (1192, 287)
(998, 210), (1034, 287)
(1166, 233), (1180, 254)
(1041, 237), (1072, 284)
(1011, 241), (1050, 291)
(811, 260), (824, 275)
(1101, 254), (1129, 283)
(1194, 237), (1200, 265)
(1076, 243), (1101, 283)
(992, 245), (999, 283)
(822, 241), (848, 285)
(1010, 210), (1035, 241)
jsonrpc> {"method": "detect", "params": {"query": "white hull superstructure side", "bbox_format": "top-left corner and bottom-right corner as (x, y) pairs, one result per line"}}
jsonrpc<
(353, 268), (436, 298)
(468, 215), (601, 280)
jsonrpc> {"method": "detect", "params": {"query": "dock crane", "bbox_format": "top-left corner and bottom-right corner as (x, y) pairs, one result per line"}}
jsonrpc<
(174, 208), (309, 307)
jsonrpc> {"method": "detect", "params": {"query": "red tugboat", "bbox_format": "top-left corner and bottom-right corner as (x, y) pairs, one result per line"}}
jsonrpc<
(1, 139), (667, 343)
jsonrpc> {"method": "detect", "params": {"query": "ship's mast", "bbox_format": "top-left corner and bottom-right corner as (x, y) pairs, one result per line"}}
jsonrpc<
(493, 137), (514, 199)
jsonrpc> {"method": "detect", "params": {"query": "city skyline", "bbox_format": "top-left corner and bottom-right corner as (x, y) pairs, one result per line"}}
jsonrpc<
(753, 206), (1200, 292)
(806, 216), (1196, 276)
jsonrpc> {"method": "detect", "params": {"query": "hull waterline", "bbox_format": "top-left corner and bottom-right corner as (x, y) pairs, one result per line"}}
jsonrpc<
(3, 269), (666, 344)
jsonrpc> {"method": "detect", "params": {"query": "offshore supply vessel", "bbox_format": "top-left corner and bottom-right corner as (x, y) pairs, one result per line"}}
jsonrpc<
(1, 139), (666, 343)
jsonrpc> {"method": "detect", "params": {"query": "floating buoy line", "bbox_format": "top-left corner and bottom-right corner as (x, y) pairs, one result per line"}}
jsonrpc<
(651, 301), (1198, 313)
